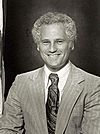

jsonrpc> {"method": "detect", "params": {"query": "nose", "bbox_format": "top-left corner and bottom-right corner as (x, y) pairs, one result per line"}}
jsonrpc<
(49, 42), (57, 53)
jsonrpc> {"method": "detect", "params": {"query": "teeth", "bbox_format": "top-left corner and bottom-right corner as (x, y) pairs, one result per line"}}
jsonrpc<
(49, 55), (57, 57)
(47, 54), (60, 58)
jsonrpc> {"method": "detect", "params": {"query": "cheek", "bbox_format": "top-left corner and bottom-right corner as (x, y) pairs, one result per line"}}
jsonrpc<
(38, 45), (46, 52)
(61, 46), (71, 58)
(59, 45), (69, 53)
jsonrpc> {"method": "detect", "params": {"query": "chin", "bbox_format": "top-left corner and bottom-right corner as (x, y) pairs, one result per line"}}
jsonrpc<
(47, 65), (61, 72)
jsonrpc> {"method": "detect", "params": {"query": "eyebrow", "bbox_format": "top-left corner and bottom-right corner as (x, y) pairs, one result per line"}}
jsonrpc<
(55, 38), (65, 41)
(41, 39), (50, 42)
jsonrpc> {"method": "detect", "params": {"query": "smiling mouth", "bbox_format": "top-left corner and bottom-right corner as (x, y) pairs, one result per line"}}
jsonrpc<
(48, 54), (60, 58)
(47, 53), (60, 56)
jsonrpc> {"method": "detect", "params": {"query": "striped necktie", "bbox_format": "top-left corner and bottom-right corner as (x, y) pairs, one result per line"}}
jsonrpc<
(46, 73), (59, 134)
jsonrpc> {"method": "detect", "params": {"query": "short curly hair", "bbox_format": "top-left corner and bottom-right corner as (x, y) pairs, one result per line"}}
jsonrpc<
(32, 12), (77, 44)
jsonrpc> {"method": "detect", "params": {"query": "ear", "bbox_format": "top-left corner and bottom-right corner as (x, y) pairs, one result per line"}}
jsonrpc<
(71, 45), (74, 50)
(69, 41), (74, 50)
(37, 45), (40, 51)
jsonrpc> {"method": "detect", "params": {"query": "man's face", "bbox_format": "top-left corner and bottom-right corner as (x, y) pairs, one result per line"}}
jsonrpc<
(37, 23), (74, 72)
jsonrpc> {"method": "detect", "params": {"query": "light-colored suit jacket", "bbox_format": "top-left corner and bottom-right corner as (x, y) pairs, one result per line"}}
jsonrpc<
(0, 63), (100, 134)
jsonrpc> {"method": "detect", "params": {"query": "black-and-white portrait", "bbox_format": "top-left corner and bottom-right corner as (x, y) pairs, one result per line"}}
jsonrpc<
(0, 0), (100, 134)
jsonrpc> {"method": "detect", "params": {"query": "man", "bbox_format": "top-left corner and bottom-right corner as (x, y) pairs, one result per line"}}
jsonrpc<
(0, 12), (100, 134)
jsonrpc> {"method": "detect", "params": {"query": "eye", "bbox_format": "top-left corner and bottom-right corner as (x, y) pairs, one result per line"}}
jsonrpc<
(42, 40), (50, 45)
(56, 39), (64, 44)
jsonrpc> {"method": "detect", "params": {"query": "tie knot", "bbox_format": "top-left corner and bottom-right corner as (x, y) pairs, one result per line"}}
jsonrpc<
(49, 73), (59, 85)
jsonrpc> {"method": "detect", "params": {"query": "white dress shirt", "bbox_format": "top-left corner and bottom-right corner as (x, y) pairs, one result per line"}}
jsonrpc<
(44, 61), (71, 103)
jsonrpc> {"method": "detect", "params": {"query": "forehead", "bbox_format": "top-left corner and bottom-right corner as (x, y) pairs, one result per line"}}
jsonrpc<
(40, 23), (66, 39)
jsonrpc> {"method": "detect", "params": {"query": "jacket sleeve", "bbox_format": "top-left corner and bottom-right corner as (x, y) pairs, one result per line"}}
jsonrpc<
(82, 79), (100, 134)
(0, 76), (25, 134)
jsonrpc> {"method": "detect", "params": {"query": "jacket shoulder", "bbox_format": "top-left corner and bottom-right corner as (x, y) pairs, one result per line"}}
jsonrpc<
(9, 67), (44, 96)
(78, 67), (100, 79)
(15, 67), (44, 81)
(75, 66), (100, 84)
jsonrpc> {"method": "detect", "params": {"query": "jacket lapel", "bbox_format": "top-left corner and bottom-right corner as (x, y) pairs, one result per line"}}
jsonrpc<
(56, 64), (85, 134)
(28, 68), (48, 134)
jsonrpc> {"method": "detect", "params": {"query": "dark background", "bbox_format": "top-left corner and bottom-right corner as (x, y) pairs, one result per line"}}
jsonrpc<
(4, 0), (100, 98)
